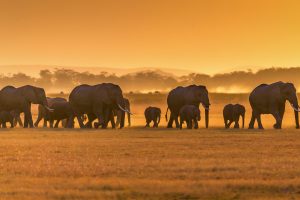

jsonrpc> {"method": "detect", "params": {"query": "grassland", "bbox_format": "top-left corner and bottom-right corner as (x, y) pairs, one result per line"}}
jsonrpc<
(1, 93), (300, 200)
(1, 129), (300, 200)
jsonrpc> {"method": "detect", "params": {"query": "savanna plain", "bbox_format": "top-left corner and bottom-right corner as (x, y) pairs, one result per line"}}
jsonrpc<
(1, 93), (300, 200)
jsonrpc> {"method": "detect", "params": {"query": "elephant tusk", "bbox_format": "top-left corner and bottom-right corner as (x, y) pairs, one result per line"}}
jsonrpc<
(126, 109), (133, 115)
(118, 104), (133, 115)
(290, 103), (300, 112)
(44, 105), (54, 112)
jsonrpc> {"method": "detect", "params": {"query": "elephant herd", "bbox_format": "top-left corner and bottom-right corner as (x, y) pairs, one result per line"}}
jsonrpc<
(0, 81), (299, 130)
(148, 81), (300, 130)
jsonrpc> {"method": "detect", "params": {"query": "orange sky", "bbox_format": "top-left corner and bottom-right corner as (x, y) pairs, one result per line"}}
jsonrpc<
(0, 0), (300, 75)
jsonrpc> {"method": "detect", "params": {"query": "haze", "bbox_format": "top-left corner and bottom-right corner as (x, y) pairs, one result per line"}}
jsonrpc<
(1, 0), (300, 75)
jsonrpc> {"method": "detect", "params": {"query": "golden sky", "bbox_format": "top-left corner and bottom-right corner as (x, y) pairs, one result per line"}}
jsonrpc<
(0, 0), (300, 75)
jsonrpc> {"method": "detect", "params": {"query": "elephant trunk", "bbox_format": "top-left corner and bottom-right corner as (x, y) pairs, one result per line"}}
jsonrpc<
(128, 112), (131, 127)
(295, 111), (299, 129)
(42, 98), (54, 112)
(288, 94), (300, 128)
(117, 97), (126, 128)
(205, 108), (209, 128)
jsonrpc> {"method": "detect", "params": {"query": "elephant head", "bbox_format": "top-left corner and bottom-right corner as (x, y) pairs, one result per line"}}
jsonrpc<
(108, 85), (131, 128)
(280, 83), (300, 128)
(195, 86), (210, 128)
(25, 86), (53, 112)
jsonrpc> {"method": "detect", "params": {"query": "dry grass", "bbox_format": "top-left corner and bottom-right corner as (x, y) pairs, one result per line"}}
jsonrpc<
(0, 128), (300, 200)
(1, 93), (300, 199)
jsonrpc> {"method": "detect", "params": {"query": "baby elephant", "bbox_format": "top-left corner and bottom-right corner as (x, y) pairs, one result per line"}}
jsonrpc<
(0, 111), (14, 128)
(179, 105), (201, 129)
(144, 107), (161, 128)
(223, 104), (245, 129)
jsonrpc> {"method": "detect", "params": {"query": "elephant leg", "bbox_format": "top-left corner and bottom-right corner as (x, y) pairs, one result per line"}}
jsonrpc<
(34, 114), (42, 127)
(248, 111), (256, 129)
(127, 112), (131, 127)
(27, 105), (34, 128)
(272, 112), (282, 129)
(61, 119), (67, 128)
(86, 113), (96, 128)
(179, 119), (183, 129)
(76, 114), (85, 128)
(49, 120), (54, 128)
(193, 118), (198, 129)
(145, 119), (150, 127)
(54, 120), (60, 128)
(167, 112), (174, 128)
(152, 117), (157, 128)
(23, 107), (33, 128)
(279, 105), (285, 128)
(24, 114), (28, 128)
(17, 116), (23, 127)
(10, 120), (14, 128)
(227, 120), (233, 128)
(110, 111), (116, 129)
(101, 107), (112, 129)
(95, 113), (105, 129)
(234, 116), (240, 128)
(187, 119), (192, 129)
(256, 114), (264, 129)
(174, 115), (180, 128)
(67, 115), (75, 128)
(115, 110), (121, 128)
(224, 119), (229, 128)
(43, 119), (48, 128)
(2, 122), (7, 128)
(234, 122), (239, 128)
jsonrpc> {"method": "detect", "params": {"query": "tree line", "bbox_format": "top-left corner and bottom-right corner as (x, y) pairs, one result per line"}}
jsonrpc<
(1, 67), (300, 93)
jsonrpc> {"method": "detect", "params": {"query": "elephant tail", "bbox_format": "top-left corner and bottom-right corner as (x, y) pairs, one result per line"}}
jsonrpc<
(165, 107), (169, 122)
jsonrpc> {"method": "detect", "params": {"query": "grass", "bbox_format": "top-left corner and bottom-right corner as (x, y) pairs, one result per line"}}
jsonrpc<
(0, 128), (300, 200)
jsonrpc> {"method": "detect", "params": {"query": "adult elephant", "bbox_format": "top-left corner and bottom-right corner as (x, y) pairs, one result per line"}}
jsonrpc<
(34, 97), (67, 127)
(68, 83), (131, 129)
(0, 85), (53, 128)
(249, 81), (300, 129)
(166, 85), (210, 128)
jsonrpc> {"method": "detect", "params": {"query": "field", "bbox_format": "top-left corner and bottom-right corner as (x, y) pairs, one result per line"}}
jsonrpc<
(1, 93), (300, 200)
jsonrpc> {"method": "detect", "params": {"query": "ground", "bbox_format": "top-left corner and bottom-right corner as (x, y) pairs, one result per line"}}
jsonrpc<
(1, 128), (300, 200)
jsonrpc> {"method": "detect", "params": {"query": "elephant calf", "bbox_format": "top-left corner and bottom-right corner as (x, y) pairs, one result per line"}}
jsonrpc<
(223, 104), (245, 129)
(144, 107), (161, 128)
(0, 111), (14, 128)
(179, 105), (201, 129)
(45, 101), (74, 128)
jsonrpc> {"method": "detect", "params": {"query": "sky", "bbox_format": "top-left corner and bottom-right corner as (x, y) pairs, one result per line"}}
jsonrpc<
(0, 0), (300, 75)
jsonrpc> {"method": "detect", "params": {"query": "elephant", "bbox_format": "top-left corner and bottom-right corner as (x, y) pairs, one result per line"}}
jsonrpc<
(0, 85), (53, 128)
(179, 105), (201, 129)
(0, 111), (14, 128)
(144, 107), (161, 128)
(248, 81), (300, 129)
(114, 98), (131, 127)
(44, 101), (74, 128)
(166, 85), (210, 128)
(34, 97), (67, 127)
(68, 83), (131, 129)
(223, 104), (245, 129)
